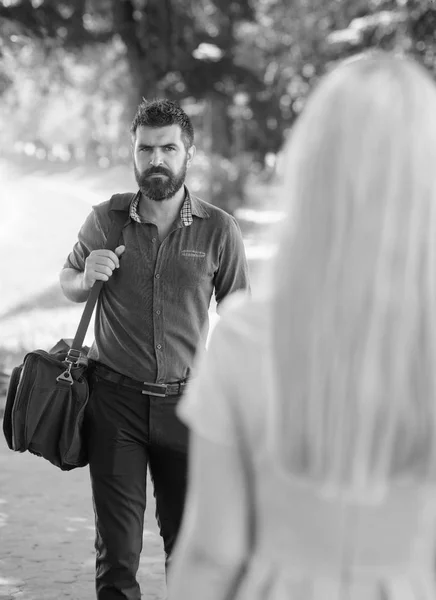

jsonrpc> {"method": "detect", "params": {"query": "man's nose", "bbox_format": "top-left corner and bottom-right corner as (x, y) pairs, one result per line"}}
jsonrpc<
(149, 150), (163, 166)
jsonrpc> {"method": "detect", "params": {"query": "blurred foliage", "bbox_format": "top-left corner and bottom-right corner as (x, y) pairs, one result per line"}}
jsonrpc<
(1, 0), (436, 211)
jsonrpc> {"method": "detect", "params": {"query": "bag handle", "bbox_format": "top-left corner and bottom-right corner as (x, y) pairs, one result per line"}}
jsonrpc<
(67, 202), (132, 359)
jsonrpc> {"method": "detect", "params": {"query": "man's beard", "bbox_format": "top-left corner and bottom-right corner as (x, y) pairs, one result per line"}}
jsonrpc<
(134, 160), (188, 202)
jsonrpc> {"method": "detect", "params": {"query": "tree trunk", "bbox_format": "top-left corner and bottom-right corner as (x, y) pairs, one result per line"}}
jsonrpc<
(111, 0), (182, 118)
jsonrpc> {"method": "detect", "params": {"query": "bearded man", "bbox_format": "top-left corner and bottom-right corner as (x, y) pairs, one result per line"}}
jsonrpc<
(60, 99), (250, 600)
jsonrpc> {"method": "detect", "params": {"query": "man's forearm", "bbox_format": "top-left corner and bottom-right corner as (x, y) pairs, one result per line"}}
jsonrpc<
(59, 268), (90, 303)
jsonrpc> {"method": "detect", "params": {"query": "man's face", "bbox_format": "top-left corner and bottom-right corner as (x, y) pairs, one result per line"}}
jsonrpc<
(132, 125), (195, 201)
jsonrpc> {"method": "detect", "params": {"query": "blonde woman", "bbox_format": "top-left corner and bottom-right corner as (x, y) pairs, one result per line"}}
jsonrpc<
(167, 52), (436, 599)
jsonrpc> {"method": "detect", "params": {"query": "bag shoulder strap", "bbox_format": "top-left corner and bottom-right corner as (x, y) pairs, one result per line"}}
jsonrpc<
(69, 193), (135, 353)
(108, 192), (137, 211)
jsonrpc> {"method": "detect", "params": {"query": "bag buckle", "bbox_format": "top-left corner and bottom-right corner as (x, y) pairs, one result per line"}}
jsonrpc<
(65, 348), (83, 365)
(57, 348), (87, 386)
(57, 362), (74, 385)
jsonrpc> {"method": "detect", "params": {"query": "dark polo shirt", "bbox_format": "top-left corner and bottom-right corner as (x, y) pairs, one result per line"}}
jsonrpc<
(63, 189), (250, 383)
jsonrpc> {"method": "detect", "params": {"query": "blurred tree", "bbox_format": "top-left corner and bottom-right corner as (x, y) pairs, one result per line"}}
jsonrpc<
(0, 0), (266, 211)
(1, 0), (436, 211)
(233, 0), (436, 167)
(0, 35), (132, 164)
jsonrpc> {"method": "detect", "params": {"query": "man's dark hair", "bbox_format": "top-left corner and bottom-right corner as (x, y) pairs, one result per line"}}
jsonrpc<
(130, 99), (194, 149)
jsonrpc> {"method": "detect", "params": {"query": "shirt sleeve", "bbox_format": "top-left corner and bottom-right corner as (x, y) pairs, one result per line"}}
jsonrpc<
(213, 215), (251, 312)
(63, 208), (106, 271)
(177, 305), (242, 447)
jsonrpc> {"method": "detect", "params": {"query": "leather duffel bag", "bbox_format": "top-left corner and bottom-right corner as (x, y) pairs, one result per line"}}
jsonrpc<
(2, 195), (131, 470)
(3, 340), (90, 470)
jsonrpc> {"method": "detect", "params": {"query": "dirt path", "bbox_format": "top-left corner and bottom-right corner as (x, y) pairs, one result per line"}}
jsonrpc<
(0, 430), (166, 600)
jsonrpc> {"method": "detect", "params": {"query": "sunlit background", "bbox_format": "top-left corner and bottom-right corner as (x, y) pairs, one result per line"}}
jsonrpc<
(2, 0), (436, 390)
(1, 2), (436, 598)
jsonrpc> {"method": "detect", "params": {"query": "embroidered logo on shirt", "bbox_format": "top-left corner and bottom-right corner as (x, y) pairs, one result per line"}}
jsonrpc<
(181, 250), (206, 258)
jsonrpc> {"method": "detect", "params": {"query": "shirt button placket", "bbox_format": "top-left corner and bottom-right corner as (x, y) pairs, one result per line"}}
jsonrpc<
(153, 246), (164, 382)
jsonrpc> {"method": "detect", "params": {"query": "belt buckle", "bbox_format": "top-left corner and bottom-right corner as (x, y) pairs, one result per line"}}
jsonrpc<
(142, 382), (167, 397)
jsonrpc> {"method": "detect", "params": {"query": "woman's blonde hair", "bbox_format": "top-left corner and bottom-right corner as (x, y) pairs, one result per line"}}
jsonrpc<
(269, 52), (436, 497)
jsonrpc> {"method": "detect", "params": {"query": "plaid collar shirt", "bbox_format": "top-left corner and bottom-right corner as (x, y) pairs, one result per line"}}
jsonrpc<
(64, 186), (250, 382)
(129, 189), (193, 226)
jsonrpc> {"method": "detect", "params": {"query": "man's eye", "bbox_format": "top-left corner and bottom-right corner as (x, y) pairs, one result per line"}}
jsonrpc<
(164, 147), (176, 152)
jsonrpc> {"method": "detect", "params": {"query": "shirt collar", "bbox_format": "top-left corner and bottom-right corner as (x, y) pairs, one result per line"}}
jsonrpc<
(129, 186), (204, 226)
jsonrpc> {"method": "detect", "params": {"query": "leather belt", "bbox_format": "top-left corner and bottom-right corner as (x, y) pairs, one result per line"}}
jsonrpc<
(93, 364), (187, 397)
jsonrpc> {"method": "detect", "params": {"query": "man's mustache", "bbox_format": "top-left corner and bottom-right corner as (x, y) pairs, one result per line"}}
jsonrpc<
(143, 167), (171, 177)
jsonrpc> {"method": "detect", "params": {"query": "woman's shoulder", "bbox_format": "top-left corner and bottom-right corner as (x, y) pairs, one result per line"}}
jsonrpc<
(214, 291), (270, 349)
(205, 292), (271, 390)
(219, 291), (269, 328)
(208, 293), (273, 445)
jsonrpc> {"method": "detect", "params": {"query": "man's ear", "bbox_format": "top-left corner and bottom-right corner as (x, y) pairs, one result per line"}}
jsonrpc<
(186, 145), (196, 169)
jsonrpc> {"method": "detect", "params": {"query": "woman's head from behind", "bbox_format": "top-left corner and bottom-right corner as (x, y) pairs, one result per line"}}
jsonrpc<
(270, 52), (436, 498)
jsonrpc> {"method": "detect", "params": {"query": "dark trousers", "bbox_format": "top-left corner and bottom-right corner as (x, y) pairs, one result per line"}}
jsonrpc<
(85, 373), (189, 600)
